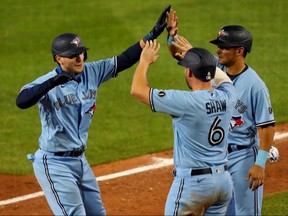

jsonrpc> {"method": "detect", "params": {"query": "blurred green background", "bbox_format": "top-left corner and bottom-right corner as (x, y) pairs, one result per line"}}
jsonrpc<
(1, 0), (287, 176)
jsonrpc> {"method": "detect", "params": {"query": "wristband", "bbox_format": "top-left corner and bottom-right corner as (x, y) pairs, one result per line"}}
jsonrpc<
(143, 32), (154, 43)
(255, 150), (269, 168)
(167, 35), (174, 45)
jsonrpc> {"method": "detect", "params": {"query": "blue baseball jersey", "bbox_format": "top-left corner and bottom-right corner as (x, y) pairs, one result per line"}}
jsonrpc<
(216, 60), (276, 216)
(150, 82), (236, 168)
(20, 57), (117, 152)
(217, 62), (276, 147)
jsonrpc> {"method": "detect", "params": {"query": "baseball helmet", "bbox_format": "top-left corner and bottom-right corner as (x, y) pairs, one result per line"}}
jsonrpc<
(52, 33), (89, 62)
(210, 25), (253, 53)
(178, 47), (216, 82)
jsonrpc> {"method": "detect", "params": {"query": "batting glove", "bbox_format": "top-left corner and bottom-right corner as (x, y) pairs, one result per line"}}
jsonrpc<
(143, 5), (171, 42)
(268, 146), (280, 162)
(53, 71), (80, 86)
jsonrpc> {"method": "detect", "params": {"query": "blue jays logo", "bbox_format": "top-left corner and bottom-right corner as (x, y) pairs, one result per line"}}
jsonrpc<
(219, 29), (225, 36)
(85, 103), (96, 117)
(71, 37), (81, 47)
(230, 115), (244, 129)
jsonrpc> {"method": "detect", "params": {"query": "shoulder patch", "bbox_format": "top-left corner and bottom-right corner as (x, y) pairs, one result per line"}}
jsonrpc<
(158, 91), (166, 97)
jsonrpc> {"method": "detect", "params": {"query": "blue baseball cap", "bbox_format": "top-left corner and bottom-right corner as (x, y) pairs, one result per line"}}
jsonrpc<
(178, 48), (216, 82)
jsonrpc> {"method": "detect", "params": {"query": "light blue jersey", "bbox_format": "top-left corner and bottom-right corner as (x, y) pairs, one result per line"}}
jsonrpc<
(217, 63), (275, 148)
(150, 81), (236, 215)
(150, 82), (236, 168)
(217, 62), (276, 216)
(23, 57), (116, 215)
(22, 57), (117, 152)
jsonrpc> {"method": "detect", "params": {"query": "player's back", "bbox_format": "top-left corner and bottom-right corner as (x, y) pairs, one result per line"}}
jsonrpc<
(172, 82), (235, 168)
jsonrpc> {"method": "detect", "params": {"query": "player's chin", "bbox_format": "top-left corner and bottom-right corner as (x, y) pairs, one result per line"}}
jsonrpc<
(73, 65), (84, 74)
(218, 57), (225, 65)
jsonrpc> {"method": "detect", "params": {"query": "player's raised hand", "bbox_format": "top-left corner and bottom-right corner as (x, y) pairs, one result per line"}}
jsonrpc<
(140, 40), (160, 65)
(151, 5), (171, 38)
(143, 5), (171, 42)
(53, 71), (80, 86)
(173, 35), (193, 60)
(166, 9), (178, 36)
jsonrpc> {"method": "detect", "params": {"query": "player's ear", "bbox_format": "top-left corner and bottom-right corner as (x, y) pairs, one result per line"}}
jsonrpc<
(188, 69), (193, 78)
(237, 47), (244, 55)
(55, 55), (63, 64)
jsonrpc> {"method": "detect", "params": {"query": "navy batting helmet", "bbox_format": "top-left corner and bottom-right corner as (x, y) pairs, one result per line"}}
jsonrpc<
(210, 25), (253, 53)
(52, 33), (89, 62)
(178, 48), (216, 82)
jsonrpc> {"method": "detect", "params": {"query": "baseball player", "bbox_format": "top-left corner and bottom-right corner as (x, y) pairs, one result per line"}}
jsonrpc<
(131, 40), (236, 215)
(15, 5), (171, 215)
(209, 25), (276, 216)
(166, 9), (276, 214)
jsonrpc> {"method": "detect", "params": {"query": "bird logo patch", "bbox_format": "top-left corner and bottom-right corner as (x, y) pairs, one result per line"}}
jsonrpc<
(71, 37), (81, 47)
(230, 115), (244, 130)
(85, 103), (96, 117)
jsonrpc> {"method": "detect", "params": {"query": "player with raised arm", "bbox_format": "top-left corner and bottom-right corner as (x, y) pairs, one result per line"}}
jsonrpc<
(131, 39), (236, 215)
(166, 8), (276, 216)
(15, 5), (171, 216)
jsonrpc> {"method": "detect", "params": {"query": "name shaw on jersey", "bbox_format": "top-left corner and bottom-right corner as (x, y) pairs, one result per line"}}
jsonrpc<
(206, 100), (226, 114)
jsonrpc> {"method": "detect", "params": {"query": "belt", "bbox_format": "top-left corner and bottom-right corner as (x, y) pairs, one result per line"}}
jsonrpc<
(54, 146), (85, 157)
(173, 164), (228, 177)
(191, 164), (228, 176)
(228, 145), (249, 153)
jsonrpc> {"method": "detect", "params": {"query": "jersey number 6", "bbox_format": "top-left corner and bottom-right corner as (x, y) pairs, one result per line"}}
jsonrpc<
(208, 116), (225, 146)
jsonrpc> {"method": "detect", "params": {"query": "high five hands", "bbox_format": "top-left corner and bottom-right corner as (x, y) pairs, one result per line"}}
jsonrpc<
(140, 40), (161, 65)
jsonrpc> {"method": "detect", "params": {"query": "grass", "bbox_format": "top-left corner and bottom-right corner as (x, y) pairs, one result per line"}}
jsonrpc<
(263, 191), (288, 215)
(0, 0), (287, 214)
(0, 0), (287, 175)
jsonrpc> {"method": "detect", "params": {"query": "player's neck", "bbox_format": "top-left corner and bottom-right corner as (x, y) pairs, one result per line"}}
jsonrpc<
(193, 82), (213, 91)
(226, 60), (246, 76)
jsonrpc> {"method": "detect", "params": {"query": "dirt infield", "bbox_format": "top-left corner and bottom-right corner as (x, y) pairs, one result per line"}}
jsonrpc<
(0, 123), (287, 215)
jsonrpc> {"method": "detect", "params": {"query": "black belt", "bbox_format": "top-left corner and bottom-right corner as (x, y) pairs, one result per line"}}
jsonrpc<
(191, 164), (228, 176)
(54, 147), (85, 157)
(228, 145), (249, 153)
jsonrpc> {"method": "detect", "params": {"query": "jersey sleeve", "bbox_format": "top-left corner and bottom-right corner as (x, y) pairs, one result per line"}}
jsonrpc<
(20, 72), (56, 90)
(150, 88), (188, 117)
(253, 88), (276, 127)
(84, 57), (117, 87)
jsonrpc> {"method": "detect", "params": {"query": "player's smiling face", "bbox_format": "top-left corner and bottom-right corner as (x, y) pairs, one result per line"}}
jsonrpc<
(216, 46), (238, 66)
(56, 52), (85, 74)
(216, 46), (244, 67)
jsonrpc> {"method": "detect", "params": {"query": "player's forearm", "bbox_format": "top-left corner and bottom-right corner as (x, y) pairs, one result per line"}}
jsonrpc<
(116, 41), (143, 73)
(254, 125), (275, 168)
(16, 78), (55, 109)
(258, 126), (275, 152)
(131, 61), (150, 105)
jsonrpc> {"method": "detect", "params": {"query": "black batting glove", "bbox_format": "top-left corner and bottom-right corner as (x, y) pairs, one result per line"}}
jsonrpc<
(143, 5), (171, 42)
(52, 71), (80, 86)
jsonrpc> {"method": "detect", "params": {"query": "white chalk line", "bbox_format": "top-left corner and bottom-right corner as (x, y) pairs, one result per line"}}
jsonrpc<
(274, 132), (288, 140)
(0, 157), (173, 206)
(0, 132), (287, 206)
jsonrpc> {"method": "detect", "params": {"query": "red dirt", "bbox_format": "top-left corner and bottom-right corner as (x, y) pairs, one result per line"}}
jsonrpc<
(0, 123), (287, 215)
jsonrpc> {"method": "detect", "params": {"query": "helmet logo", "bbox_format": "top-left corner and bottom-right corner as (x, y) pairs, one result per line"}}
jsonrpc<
(218, 29), (225, 36)
(71, 37), (81, 47)
(206, 71), (211, 80)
